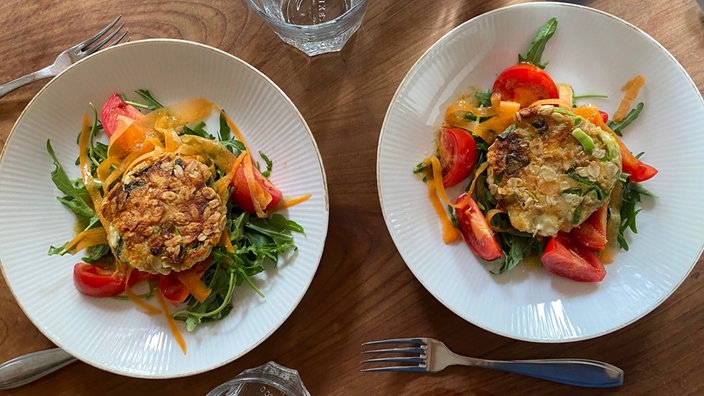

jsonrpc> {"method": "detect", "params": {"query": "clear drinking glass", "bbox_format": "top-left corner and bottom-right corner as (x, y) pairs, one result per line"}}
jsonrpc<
(206, 361), (311, 396)
(244, 0), (369, 56)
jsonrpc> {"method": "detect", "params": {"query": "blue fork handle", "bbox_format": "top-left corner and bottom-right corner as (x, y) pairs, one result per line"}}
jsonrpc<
(485, 358), (624, 388)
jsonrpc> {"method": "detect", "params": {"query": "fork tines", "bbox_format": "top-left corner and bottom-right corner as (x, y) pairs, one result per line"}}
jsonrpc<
(77, 16), (128, 54)
(361, 338), (428, 372)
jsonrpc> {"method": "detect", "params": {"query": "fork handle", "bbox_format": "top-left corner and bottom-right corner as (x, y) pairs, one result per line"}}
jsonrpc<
(478, 358), (624, 388)
(0, 348), (77, 390)
(0, 65), (55, 98)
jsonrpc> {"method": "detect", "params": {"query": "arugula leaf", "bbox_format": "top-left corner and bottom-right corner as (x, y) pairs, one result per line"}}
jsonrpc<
(47, 140), (97, 221)
(496, 232), (545, 274)
(519, 17), (558, 68)
(173, 210), (303, 331)
(133, 89), (164, 110)
(183, 121), (215, 139)
(218, 111), (231, 141)
(617, 177), (656, 250)
(257, 151), (274, 178)
(607, 102), (644, 136)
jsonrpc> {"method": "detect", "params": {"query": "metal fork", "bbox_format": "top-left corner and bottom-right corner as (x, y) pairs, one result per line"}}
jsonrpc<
(361, 337), (624, 388)
(0, 16), (127, 98)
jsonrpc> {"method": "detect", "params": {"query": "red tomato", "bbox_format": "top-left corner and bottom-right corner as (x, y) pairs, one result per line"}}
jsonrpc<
(73, 263), (131, 297)
(159, 275), (191, 306)
(571, 202), (608, 251)
(100, 93), (143, 137)
(454, 193), (502, 261)
(159, 260), (210, 306)
(541, 233), (606, 282)
(622, 154), (658, 183)
(598, 110), (609, 123)
(439, 127), (478, 187)
(231, 165), (283, 213)
(492, 64), (559, 108)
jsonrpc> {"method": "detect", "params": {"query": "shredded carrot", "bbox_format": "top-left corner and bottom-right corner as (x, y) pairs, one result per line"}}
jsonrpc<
(275, 194), (312, 210)
(466, 161), (489, 199)
(242, 152), (272, 218)
(102, 141), (163, 194)
(612, 75), (645, 122)
(214, 151), (247, 202)
(154, 288), (187, 355)
(426, 156), (463, 209)
(529, 98), (573, 109)
(175, 270), (211, 303)
(486, 209), (508, 232)
(124, 268), (161, 315)
(426, 176), (462, 244)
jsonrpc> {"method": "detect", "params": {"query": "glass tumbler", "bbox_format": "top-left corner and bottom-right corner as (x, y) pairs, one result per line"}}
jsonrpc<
(206, 361), (311, 396)
(244, 0), (369, 56)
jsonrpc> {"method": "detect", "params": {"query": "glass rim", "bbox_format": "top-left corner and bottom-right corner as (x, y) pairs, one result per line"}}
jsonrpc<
(244, 0), (368, 30)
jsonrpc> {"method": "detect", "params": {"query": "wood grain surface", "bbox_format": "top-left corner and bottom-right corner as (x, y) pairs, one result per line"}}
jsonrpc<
(1, 0), (703, 395)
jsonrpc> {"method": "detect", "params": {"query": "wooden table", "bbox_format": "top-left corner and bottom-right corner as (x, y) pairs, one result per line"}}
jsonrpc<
(1, 0), (702, 394)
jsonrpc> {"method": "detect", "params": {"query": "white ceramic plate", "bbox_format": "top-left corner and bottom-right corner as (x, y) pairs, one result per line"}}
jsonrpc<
(378, 2), (704, 342)
(0, 39), (328, 377)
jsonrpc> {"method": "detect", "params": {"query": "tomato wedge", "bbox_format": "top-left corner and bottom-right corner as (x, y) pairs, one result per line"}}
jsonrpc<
(622, 152), (658, 182)
(231, 165), (283, 213)
(454, 193), (502, 261)
(73, 263), (131, 297)
(492, 64), (559, 108)
(100, 93), (143, 137)
(571, 202), (608, 251)
(439, 127), (478, 187)
(541, 233), (606, 282)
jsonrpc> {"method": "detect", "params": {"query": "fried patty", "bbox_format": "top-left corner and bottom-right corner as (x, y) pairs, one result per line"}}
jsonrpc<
(100, 152), (226, 274)
(486, 105), (621, 237)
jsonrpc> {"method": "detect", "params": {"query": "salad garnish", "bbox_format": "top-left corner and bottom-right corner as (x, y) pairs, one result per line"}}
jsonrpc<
(48, 91), (309, 353)
(416, 18), (657, 282)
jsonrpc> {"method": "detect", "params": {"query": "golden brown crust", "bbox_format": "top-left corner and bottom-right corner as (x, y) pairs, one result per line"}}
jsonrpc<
(101, 152), (226, 274)
(486, 105), (621, 237)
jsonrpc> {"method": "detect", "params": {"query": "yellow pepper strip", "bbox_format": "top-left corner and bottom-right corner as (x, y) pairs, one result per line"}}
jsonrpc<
(64, 227), (108, 254)
(219, 229), (236, 254)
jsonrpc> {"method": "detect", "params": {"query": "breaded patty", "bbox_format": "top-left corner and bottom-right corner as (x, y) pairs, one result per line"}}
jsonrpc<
(486, 105), (621, 237)
(100, 152), (226, 274)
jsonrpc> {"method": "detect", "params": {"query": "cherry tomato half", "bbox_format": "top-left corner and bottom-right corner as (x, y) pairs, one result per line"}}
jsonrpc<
(439, 127), (478, 187)
(100, 93), (143, 137)
(492, 64), (559, 108)
(541, 233), (606, 282)
(73, 263), (131, 297)
(231, 165), (283, 214)
(454, 193), (502, 261)
(571, 202), (608, 251)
